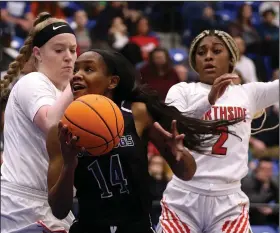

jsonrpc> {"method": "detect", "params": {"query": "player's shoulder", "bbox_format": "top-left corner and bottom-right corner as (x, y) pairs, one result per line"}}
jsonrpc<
(15, 72), (56, 94)
(169, 81), (192, 91)
(16, 72), (51, 86)
(168, 82), (194, 95)
(167, 82), (208, 99)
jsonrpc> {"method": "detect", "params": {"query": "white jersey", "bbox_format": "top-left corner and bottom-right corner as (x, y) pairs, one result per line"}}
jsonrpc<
(1, 72), (61, 191)
(166, 80), (279, 186)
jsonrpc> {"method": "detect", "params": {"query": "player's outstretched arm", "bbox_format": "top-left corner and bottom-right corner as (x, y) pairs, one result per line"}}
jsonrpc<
(243, 79), (279, 114)
(149, 120), (197, 181)
(131, 102), (196, 181)
(46, 123), (78, 219)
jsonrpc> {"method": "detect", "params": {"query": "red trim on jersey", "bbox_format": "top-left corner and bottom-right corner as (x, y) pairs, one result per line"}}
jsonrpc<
(160, 199), (191, 233)
(36, 220), (67, 233)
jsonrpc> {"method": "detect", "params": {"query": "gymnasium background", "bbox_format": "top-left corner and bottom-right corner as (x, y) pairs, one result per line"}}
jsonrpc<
(0, 1), (279, 232)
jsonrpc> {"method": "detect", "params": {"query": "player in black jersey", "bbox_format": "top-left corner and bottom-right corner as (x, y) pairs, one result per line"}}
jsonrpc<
(46, 50), (241, 233)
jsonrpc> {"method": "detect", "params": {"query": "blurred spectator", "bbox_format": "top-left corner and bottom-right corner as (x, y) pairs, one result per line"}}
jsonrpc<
(174, 64), (188, 82)
(234, 36), (258, 83)
(108, 17), (129, 50)
(31, 2), (65, 19)
(0, 2), (34, 39)
(130, 17), (159, 60)
(0, 21), (18, 73)
(258, 9), (279, 41)
(250, 136), (268, 155)
(148, 155), (169, 226)
(147, 142), (160, 157)
(90, 1), (124, 45)
(258, 9), (279, 70)
(259, 1), (279, 27)
(272, 69), (279, 81)
(140, 47), (179, 100)
(191, 6), (226, 40)
(149, 155), (169, 192)
(228, 3), (261, 54)
(242, 157), (279, 226)
(80, 2), (107, 20)
(73, 10), (92, 55)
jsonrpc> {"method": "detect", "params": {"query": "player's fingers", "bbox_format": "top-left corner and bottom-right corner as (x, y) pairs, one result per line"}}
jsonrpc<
(215, 73), (239, 84)
(153, 122), (173, 138)
(59, 125), (69, 144)
(215, 79), (232, 90)
(175, 134), (185, 141)
(220, 80), (232, 93)
(70, 136), (79, 147)
(171, 120), (179, 137)
(58, 121), (63, 130)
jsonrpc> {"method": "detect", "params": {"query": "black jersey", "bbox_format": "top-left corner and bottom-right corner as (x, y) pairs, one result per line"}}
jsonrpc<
(73, 102), (153, 232)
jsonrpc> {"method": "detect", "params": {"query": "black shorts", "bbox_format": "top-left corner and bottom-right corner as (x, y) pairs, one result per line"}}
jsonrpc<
(69, 218), (155, 233)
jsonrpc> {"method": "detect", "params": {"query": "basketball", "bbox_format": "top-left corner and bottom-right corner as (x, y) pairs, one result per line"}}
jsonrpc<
(61, 94), (124, 156)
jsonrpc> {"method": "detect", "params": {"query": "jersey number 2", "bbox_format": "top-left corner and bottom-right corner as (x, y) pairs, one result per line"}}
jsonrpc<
(212, 126), (228, 155)
(88, 154), (129, 198)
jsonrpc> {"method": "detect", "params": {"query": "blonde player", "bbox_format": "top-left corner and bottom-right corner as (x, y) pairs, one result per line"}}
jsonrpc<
(1, 12), (77, 232)
(156, 30), (279, 233)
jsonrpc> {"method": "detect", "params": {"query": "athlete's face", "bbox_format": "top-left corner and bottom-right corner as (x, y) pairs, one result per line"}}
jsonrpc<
(33, 33), (77, 89)
(194, 36), (231, 85)
(71, 51), (120, 100)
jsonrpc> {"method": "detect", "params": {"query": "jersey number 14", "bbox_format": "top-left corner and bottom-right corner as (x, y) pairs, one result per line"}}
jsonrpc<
(88, 154), (129, 198)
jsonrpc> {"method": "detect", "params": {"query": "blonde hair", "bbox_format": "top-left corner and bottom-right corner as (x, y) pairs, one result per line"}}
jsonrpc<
(0, 12), (66, 100)
(189, 30), (240, 73)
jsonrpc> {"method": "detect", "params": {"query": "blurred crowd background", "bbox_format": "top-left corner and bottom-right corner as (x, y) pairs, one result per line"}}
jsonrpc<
(0, 1), (279, 232)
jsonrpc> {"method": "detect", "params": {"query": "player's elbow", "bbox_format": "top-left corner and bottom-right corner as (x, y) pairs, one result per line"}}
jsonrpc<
(49, 203), (71, 220)
(175, 159), (197, 181)
(176, 168), (196, 181)
(48, 195), (71, 220)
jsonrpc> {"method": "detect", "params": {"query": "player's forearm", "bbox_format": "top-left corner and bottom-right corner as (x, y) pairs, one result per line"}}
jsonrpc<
(161, 147), (197, 181)
(48, 163), (75, 220)
(46, 84), (73, 129)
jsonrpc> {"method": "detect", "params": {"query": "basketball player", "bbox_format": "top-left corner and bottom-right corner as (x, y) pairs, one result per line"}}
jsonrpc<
(156, 30), (279, 233)
(1, 13), (77, 232)
(46, 49), (242, 233)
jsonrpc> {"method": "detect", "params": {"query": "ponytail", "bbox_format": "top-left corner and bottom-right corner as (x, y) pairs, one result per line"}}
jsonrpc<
(0, 12), (66, 100)
(89, 49), (243, 153)
(128, 84), (241, 153)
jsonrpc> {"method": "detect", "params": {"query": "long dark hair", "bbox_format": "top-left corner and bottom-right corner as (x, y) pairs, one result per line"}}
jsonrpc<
(237, 3), (253, 26)
(91, 49), (242, 153)
(147, 47), (173, 75)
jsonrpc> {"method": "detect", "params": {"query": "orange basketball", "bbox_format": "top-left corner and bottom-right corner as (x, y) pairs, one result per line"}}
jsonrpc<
(61, 94), (124, 156)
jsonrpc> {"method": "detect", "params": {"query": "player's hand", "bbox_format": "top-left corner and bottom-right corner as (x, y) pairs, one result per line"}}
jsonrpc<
(258, 206), (273, 216)
(58, 121), (84, 166)
(250, 137), (267, 153)
(153, 120), (186, 161)
(208, 73), (239, 105)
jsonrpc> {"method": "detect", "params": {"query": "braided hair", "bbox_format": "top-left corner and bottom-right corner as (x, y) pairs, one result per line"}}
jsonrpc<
(189, 30), (240, 73)
(0, 12), (66, 100)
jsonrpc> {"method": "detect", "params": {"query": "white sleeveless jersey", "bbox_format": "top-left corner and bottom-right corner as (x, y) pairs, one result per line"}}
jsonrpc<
(1, 72), (61, 191)
(166, 80), (279, 186)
